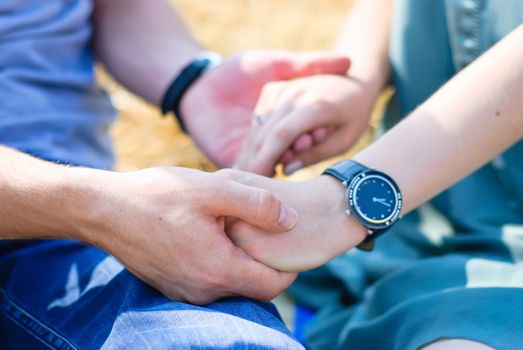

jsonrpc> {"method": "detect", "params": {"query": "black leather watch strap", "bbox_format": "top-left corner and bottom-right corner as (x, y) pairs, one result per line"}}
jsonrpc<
(323, 160), (377, 251)
(323, 160), (368, 183)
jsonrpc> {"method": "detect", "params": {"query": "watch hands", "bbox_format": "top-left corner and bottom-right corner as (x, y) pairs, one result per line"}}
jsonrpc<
(372, 197), (391, 207)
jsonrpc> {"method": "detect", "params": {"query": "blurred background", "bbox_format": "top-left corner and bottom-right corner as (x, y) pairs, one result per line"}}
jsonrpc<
(106, 0), (387, 179)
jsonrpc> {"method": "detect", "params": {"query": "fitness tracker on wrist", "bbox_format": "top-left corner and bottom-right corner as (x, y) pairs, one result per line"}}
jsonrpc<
(323, 160), (403, 251)
(161, 51), (222, 133)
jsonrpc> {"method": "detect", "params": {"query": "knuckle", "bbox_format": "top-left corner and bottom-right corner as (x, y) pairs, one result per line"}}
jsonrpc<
(215, 168), (241, 181)
(273, 125), (293, 142)
(186, 293), (216, 305)
(310, 99), (334, 114)
(263, 81), (284, 93)
(209, 174), (233, 193)
(252, 189), (278, 222)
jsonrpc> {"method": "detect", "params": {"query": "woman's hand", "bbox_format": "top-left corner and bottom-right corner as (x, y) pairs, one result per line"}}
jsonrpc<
(223, 169), (367, 272)
(235, 74), (380, 176)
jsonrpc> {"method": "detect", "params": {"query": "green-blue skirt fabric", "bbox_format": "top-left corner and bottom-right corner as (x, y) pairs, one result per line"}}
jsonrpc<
(291, 1), (523, 349)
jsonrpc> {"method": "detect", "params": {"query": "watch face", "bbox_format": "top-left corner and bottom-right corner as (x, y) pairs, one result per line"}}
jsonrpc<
(348, 171), (402, 229)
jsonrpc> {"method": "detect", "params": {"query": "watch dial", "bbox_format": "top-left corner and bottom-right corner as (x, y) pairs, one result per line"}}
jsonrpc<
(353, 174), (397, 224)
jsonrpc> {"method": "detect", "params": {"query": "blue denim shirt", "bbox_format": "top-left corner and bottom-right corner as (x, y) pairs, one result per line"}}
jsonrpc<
(0, 0), (115, 169)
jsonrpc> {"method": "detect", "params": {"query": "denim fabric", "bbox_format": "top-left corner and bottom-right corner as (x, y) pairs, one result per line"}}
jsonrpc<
(0, 240), (304, 349)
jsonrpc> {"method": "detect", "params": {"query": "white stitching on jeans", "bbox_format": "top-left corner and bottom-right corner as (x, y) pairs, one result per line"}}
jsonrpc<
(0, 289), (78, 350)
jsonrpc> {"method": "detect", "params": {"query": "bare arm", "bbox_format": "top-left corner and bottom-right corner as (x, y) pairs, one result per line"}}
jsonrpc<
(0, 145), (299, 302)
(353, 23), (523, 213)
(92, 0), (202, 105)
(0, 146), (88, 240)
(228, 24), (523, 271)
(336, 0), (394, 93)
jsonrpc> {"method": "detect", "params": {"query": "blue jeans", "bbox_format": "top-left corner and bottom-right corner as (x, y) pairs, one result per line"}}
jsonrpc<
(0, 240), (303, 349)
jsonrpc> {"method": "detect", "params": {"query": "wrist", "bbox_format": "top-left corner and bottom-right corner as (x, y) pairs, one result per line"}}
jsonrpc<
(315, 175), (367, 251)
(0, 152), (111, 242)
(60, 166), (117, 246)
(164, 51), (222, 133)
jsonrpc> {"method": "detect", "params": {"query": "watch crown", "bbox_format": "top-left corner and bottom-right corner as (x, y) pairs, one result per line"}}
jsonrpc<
(345, 209), (352, 217)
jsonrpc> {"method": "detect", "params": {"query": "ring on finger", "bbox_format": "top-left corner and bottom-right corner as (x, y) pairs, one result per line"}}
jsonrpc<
(253, 114), (269, 126)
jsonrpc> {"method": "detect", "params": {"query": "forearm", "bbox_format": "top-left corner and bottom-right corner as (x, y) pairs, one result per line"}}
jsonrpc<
(353, 24), (523, 213)
(336, 0), (393, 93)
(0, 146), (101, 241)
(92, 0), (202, 105)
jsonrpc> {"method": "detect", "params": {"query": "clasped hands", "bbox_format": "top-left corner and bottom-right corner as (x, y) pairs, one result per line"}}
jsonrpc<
(222, 55), (381, 271)
(93, 50), (379, 305)
(189, 50), (377, 300)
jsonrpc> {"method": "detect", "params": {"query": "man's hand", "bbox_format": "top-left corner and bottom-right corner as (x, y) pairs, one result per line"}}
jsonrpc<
(236, 74), (379, 177)
(75, 166), (298, 304)
(223, 170), (367, 272)
(180, 51), (350, 167)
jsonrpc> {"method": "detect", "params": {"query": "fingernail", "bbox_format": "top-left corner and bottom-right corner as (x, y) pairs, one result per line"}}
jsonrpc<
(284, 160), (303, 174)
(279, 204), (298, 229)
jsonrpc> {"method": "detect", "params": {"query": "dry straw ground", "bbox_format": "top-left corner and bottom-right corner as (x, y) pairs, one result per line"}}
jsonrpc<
(108, 0), (390, 178)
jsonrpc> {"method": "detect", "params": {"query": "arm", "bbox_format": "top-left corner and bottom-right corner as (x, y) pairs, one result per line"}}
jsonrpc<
(335, 0), (393, 93)
(236, 0), (394, 175)
(353, 23), (523, 213)
(228, 24), (523, 272)
(0, 145), (298, 303)
(92, 0), (201, 105)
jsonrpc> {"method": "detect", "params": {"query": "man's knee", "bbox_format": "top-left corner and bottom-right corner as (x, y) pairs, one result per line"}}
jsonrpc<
(100, 300), (304, 350)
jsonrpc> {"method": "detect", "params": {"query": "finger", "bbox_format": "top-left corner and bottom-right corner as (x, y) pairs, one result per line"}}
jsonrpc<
(312, 127), (328, 144)
(280, 149), (295, 164)
(283, 129), (358, 174)
(248, 99), (297, 176)
(251, 105), (333, 175)
(209, 179), (298, 232)
(291, 133), (313, 153)
(229, 247), (297, 300)
(275, 52), (351, 80)
(251, 83), (305, 148)
(251, 96), (296, 150)
(236, 83), (285, 171)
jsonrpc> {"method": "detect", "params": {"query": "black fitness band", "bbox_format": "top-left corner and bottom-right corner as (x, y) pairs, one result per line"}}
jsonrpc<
(161, 52), (222, 132)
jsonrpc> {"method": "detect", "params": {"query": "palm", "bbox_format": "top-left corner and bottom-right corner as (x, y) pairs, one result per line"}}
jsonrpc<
(180, 51), (350, 167)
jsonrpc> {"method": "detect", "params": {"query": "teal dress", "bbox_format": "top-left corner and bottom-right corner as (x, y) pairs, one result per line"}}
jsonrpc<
(291, 1), (523, 349)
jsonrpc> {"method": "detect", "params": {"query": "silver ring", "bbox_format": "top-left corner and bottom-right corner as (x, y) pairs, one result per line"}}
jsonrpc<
(253, 114), (268, 126)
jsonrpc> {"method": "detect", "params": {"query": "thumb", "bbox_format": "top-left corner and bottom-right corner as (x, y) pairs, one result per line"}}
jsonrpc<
(210, 180), (298, 232)
(275, 51), (350, 80)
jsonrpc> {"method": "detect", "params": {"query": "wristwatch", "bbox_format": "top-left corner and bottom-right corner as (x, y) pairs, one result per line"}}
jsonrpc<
(323, 160), (403, 251)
